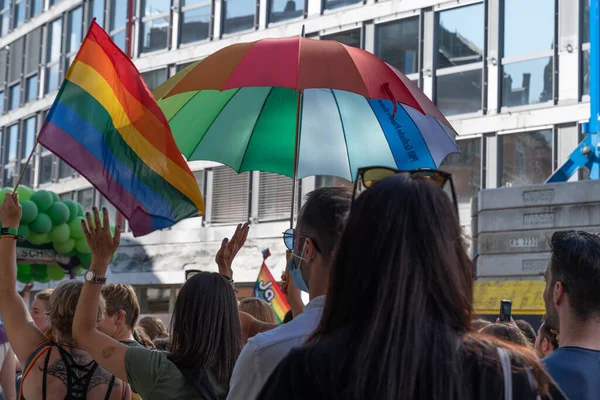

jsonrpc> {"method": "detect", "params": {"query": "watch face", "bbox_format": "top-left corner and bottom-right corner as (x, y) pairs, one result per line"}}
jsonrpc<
(85, 270), (94, 282)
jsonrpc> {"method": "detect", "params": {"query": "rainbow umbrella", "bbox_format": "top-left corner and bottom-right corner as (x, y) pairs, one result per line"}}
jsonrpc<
(155, 37), (459, 182)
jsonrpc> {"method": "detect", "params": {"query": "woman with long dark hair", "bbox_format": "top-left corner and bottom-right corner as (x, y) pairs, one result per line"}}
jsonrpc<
(259, 171), (565, 400)
(73, 209), (242, 400)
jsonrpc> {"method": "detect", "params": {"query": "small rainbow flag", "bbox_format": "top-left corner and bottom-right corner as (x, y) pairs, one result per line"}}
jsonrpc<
(38, 21), (204, 237)
(253, 262), (290, 323)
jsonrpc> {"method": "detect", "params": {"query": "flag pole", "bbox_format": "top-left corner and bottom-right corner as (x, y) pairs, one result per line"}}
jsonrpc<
(13, 140), (39, 193)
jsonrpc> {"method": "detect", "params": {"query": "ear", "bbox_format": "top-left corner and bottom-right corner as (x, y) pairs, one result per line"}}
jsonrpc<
(541, 338), (550, 354)
(115, 310), (126, 325)
(303, 237), (318, 261)
(553, 281), (566, 307)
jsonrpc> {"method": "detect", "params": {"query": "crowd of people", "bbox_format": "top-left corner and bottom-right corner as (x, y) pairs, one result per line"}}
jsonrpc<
(0, 169), (598, 399)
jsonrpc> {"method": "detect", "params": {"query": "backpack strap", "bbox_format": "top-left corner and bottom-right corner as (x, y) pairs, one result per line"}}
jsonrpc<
(18, 343), (53, 400)
(497, 347), (513, 400)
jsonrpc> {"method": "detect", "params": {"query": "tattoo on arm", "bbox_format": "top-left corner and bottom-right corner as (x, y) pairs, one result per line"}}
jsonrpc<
(102, 346), (116, 359)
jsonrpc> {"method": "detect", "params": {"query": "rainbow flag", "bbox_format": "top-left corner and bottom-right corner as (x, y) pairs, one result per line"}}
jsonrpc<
(38, 21), (204, 237)
(253, 262), (290, 323)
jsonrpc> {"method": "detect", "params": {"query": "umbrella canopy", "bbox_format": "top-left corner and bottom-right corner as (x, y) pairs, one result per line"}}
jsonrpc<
(155, 37), (459, 181)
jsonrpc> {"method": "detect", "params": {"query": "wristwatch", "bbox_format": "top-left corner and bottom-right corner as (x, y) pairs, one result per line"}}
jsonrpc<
(85, 269), (106, 285)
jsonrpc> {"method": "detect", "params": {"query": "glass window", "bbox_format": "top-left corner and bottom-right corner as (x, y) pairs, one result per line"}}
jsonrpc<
(321, 29), (361, 48)
(436, 69), (482, 116)
(504, 0), (555, 59)
(39, 153), (54, 184)
(67, 7), (83, 54)
(3, 165), (15, 187)
(77, 188), (95, 212)
(111, 31), (126, 51)
(375, 18), (419, 75)
(13, 0), (25, 28)
(583, 50), (590, 96)
(1, 9), (9, 37)
(8, 84), (20, 110)
(22, 117), (36, 159)
(582, 0), (590, 44)
(499, 129), (553, 187)
(141, 17), (169, 52)
(26, 75), (38, 103)
(142, 69), (168, 91)
(46, 64), (60, 94)
(268, 0), (302, 24)
(180, 5), (210, 44)
(19, 164), (32, 187)
(438, 4), (484, 68)
(501, 57), (553, 107)
(59, 192), (74, 201)
(31, 0), (44, 18)
(143, 0), (171, 15)
(222, 0), (256, 34)
(324, 0), (360, 11)
(110, 0), (127, 31)
(47, 19), (63, 63)
(91, 0), (106, 27)
(440, 138), (481, 207)
(6, 124), (18, 163)
(0, 91), (4, 114)
(50, 0), (63, 5)
(58, 160), (73, 179)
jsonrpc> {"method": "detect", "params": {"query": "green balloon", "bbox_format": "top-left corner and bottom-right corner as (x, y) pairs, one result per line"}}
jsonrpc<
(78, 253), (92, 268)
(47, 202), (70, 225)
(51, 192), (60, 204)
(75, 238), (90, 254)
(31, 264), (49, 283)
(49, 223), (70, 243)
(30, 213), (52, 234)
(28, 232), (50, 245)
(0, 188), (12, 204)
(16, 264), (32, 283)
(63, 200), (78, 222)
(74, 265), (85, 275)
(69, 217), (85, 240)
(76, 203), (84, 217)
(66, 249), (78, 257)
(16, 186), (33, 202)
(47, 263), (65, 281)
(31, 190), (53, 213)
(20, 200), (38, 224)
(18, 224), (30, 240)
(53, 238), (75, 254)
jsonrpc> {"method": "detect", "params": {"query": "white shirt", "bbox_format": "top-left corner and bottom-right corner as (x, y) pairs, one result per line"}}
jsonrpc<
(227, 296), (326, 400)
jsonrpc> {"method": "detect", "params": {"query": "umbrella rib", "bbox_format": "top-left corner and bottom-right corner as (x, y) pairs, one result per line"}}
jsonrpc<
(330, 89), (352, 179)
(238, 87), (275, 173)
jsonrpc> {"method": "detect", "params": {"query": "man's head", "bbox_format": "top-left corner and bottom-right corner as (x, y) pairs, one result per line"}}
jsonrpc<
(290, 187), (352, 296)
(98, 284), (140, 340)
(543, 231), (600, 330)
(50, 280), (104, 343)
(515, 319), (536, 347)
(535, 315), (558, 358)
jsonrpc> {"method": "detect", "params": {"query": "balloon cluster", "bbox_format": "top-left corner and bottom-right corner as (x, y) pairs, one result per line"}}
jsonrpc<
(4, 185), (115, 284)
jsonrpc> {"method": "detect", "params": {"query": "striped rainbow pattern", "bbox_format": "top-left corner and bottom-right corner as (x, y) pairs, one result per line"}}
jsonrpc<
(253, 262), (291, 323)
(38, 21), (204, 237)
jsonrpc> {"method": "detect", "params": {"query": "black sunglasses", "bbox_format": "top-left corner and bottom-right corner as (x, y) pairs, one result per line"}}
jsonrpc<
(352, 167), (458, 211)
(185, 269), (201, 281)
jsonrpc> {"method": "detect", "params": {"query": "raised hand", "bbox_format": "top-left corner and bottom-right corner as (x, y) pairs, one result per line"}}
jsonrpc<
(82, 207), (121, 271)
(0, 193), (21, 228)
(215, 222), (249, 278)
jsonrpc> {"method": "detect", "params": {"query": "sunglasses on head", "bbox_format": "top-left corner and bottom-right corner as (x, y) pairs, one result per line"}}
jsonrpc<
(352, 167), (458, 211)
(185, 269), (201, 281)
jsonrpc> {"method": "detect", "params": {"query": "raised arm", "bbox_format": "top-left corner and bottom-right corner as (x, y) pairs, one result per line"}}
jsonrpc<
(215, 222), (249, 280)
(72, 208), (128, 382)
(0, 194), (48, 364)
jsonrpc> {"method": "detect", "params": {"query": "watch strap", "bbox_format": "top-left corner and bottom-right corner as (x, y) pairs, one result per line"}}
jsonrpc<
(87, 270), (107, 284)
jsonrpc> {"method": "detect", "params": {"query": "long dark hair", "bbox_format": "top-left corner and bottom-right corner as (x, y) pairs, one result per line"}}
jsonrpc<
(309, 175), (549, 399)
(169, 272), (242, 385)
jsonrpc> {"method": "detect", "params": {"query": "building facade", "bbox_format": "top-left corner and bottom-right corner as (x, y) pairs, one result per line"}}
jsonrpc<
(0, 0), (592, 312)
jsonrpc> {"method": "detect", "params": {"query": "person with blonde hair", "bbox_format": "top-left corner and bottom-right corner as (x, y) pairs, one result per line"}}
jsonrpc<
(0, 194), (130, 399)
(30, 289), (53, 333)
(100, 284), (142, 349)
(137, 317), (168, 341)
(239, 298), (277, 324)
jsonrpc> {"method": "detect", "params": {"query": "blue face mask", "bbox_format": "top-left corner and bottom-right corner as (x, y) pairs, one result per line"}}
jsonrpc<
(288, 246), (309, 293)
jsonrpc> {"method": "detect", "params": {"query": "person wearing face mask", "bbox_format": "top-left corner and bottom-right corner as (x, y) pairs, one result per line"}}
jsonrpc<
(227, 187), (352, 400)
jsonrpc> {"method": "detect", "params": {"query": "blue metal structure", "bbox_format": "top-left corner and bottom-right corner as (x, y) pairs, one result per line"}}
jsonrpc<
(547, 0), (600, 182)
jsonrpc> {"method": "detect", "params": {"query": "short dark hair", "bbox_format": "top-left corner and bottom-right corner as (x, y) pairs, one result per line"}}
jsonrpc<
(539, 315), (558, 350)
(515, 319), (536, 347)
(550, 231), (600, 320)
(481, 324), (529, 347)
(297, 187), (352, 260)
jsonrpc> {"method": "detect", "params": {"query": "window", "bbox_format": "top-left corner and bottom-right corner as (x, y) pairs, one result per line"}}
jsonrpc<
(31, 0), (44, 18)
(435, 3), (484, 116)
(25, 28), (42, 103)
(321, 29), (361, 48)
(268, 0), (302, 24)
(0, 1), (9, 36)
(46, 18), (63, 94)
(12, 0), (26, 29)
(50, 0), (63, 5)
(0, 91), (4, 115)
(4, 124), (19, 187)
(77, 188), (95, 212)
(582, 0), (590, 96)
(222, 0), (256, 35)
(141, 69), (168, 91)
(180, 0), (211, 44)
(66, 7), (83, 68)
(26, 75), (38, 102)
(110, 0), (129, 51)
(324, 0), (360, 11)
(140, 0), (171, 53)
(38, 148), (54, 185)
(258, 172), (292, 221)
(375, 17), (419, 76)
(58, 160), (73, 179)
(91, 0), (106, 28)
(59, 192), (74, 201)
(498, 129), (553, 187)
(211, 167), (249, 224)
(8, 83), (20, 110)
(22, 117), (36, 159)
(502, 0), (554, 107)
(440, 138), (481, 207)
(176, 61), (195, 72)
